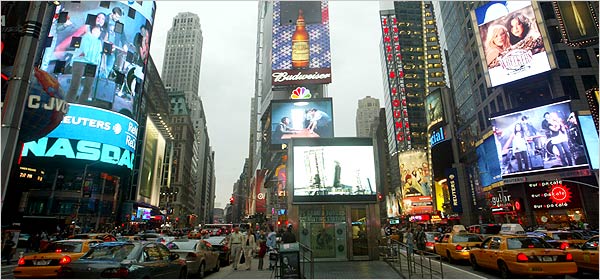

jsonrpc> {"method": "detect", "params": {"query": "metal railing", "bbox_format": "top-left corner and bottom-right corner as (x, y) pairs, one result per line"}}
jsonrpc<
(299, 242), (314, 279)
(379, 238), (444, 279)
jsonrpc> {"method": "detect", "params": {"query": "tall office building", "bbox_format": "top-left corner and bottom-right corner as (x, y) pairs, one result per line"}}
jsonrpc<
(356, 96), (381, 137)
(162, 12), (203, 100)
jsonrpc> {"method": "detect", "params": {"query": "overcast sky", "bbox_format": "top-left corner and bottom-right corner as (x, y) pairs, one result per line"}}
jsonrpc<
(150, 1), (385, 208)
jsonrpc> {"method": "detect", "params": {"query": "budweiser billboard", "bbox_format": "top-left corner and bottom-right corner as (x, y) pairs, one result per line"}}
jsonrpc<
(271, 0), (332, 85)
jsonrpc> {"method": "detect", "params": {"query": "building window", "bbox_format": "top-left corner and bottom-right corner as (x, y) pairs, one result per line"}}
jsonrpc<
(574, 49), (592, 68)
(555, 50), (570, 68)
(540, 2), (556, 20)
(497, 96), (505, 112)
(548, 25), (562, 44)
(560, 76), (579, 100)
(478, 111), (485, 131)
(582, 75), (598, 91)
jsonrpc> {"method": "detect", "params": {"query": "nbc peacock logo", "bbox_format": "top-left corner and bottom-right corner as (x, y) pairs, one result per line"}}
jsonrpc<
(291, 87), (312, 99)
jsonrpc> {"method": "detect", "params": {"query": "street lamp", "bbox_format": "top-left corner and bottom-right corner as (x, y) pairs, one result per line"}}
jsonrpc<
(73, 161), (103, 234)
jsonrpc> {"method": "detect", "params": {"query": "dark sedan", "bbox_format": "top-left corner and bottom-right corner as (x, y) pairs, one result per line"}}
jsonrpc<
(204, 236), (230, 266)
(58, 241), (187, 279)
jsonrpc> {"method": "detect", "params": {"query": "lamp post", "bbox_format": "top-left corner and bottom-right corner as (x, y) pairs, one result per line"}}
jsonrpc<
(73, 161), (103, 234)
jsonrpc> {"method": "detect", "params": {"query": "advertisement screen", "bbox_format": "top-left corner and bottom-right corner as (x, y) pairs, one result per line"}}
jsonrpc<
(271, 98), (334, 146)
(272, 0), (331, 85)
(40, 1), (155, 118)
(491, 100), (588, 177)
(291, 138), (376, 203)
(21, 104), (138, 170)
(136, 207), (151, 220)
(578, 115), (599, 170)
(138, 117), (166, 202)
(476, 137), (503, 187)
(397, 150), (434, 215)
(525, 180), (582, 210)
(426, 90), (444, 130)
(474, 1), (551, 87)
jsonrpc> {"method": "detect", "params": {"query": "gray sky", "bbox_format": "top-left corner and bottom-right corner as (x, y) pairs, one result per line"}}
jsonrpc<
(150, 1), (385, 208)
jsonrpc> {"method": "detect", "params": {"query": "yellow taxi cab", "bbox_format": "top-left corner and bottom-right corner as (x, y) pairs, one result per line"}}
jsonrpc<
(13, 239), (102, 278)
(469, 235), (577, 278)
(543, 230), (587, 250)
(568, 235), (598, 275)
(433, 230), (483, 263)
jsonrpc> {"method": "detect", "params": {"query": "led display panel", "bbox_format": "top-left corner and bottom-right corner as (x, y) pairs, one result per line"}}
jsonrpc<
(271, 98), (334, 146)
(40, 1), (155, 119)
(271, 0), (331, 85)
(290, 138), (377, 203)
(490, 100), (587, 177)
(138, 117), (166, 206)
(577, 115), (599, 170)
(21, 104), (138, 170)
(426, 89), (444, 130)
(474, 1), (552, 87)
(476, 137), (503, 187)
(397, 150), (434, 215)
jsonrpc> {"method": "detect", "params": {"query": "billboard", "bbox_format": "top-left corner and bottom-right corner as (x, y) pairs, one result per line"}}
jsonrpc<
(525, 180), (582, 210)
(138, 117), (166, 206)
(271, 1), (331, 85)
(555, 1), (599, 47)
(426, 89), (444, 130)
(577, 115), (599, 170)
(490, 100), (587, 177)
(476, 136), (503, 187)
(397, 150), (434, 215)
(290, 138), (377, 203)
(21, 104), (138, 170)
(271, 98), (334, 146)
(40, 1), (155, 118)
(474, 1), (552, 87)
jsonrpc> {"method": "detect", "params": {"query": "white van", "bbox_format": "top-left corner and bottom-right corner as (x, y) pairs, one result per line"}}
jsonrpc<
(499, 223), (526, 235)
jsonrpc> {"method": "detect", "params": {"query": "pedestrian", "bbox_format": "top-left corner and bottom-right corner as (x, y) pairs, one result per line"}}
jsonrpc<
(242, 229), (256, 270)
(257, 232), (268, 270)
(415, 225), (427, 254)
(405, 228), (414, 255)
(282, 224), (296, 243)
(2, 232), (16, 264)
(228, 226), (244, 270)
(266, 225), (277, 270)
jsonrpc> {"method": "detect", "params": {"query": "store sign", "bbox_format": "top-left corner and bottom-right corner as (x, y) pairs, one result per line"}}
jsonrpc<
(409, 214), (431, 222)
(429, 126), (446, 147)
(290, 87), (312, 99)
(446, 168), (463, 213)
(526, 180), (581, 210)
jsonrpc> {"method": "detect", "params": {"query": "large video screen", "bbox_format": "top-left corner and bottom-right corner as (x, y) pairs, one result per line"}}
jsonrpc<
(21, 104), (138, 170)
(397, 150), (434, 215)
(426, 89), (444, 130)
(271, 0), (331, 85)
(271, 98), (334, 146)
(40, 1), (155, 119)
(578, 115), (599, 170)
(474, 1), (552, 87)
(476, 137), (503, 187)
(138, 117), (166, 205)
(490, 100), (588, 177)
(291, 138), (377, 203)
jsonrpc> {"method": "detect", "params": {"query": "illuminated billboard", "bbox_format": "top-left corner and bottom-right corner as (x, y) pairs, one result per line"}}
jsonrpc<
(526, 180), (582, 210)
(555, 1), (599, 47)
(271, 98), (334, 146)
(397, 150), (434, 215)
(21, 104), (138, 170)
(577, 115), (599, 170)
(137, 117), (165, 205)
(426, 89), (444, 130)
(40, 1), (156, 118)
(476, 136), (502, 187)
(272, 0), (331, 85)
(290, 138), (377, 203)
(474, 1), (552, 87)
(490, 100), (587, 177)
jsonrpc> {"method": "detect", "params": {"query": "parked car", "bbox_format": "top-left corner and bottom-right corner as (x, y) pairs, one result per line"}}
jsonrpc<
(568, 235), (599, 276)
(204, 236), (231, 266)
(167, 239), (220, 278)
(57, 241), (187, 279)
(71, 233), (118, 242)
(433, 232), (483, 263)
(469, 235), (577, 278)
(13, 239), (102, 278)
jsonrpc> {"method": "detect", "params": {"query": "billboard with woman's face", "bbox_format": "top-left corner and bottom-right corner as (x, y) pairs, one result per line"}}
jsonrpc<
(40, 1), (155, 119)
(474, 1), (552, 87)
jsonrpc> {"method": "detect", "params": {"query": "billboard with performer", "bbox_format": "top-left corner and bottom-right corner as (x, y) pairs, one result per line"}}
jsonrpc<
(490, 99), (588, 177)
(474, 1), (552, 87)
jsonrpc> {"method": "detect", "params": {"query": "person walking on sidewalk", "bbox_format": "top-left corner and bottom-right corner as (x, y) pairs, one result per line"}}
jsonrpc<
(229, 227), (244, 270)
(242, 229), (256, 270)
(405, 228), (414, 255)
(257, 230), (268, 270)
(266, 225), (277, 270)
(282, 224), (296, 244)
(415, 225), (427, 254)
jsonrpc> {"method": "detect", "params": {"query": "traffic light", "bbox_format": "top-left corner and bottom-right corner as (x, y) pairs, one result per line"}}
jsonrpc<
(377, 192), (383, 201)
(277, 220), (281, 226)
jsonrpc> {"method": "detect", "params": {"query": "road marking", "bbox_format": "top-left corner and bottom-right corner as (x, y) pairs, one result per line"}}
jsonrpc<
(418, 256), (486, 279)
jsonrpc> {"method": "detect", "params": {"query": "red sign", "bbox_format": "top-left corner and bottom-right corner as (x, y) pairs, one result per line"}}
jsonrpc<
(549, 183), (572, 205)
(409, 214), (431, 222)
(526, 180), (581, 210)
(402, 196), (434, 215)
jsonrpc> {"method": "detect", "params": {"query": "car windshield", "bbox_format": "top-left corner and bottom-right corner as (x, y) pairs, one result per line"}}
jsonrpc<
(42, 242), (83, 253)
(551, 232), (575, 240)
(507, 237), (552, 249)
(453, 234), (481, 242)
(167, 241), (196, 250)
(81, 244), (135, 261)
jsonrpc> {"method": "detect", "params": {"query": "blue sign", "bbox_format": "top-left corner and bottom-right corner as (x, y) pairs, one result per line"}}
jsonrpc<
(578, 115), (599, 170)
(476, 137), (503, 187)
(445, 168), (463, 213)
(429, 126), (447, 147)
(45, 104), (138, 153)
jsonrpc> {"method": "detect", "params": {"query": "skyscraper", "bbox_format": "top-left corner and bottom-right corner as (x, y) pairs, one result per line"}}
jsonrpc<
(356, 96), (381, 137)
(162, 12), (203, 100)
